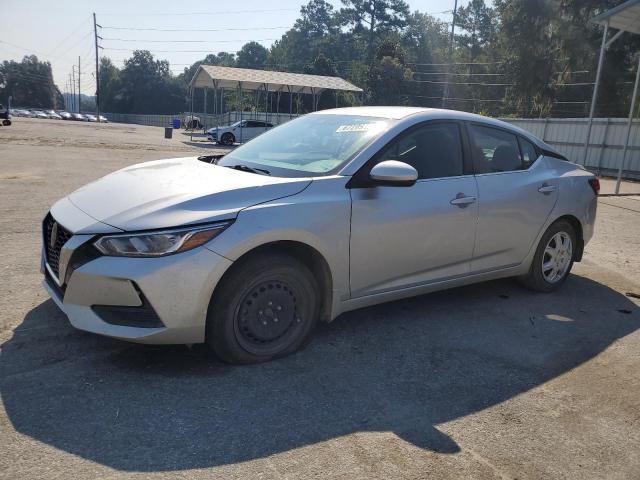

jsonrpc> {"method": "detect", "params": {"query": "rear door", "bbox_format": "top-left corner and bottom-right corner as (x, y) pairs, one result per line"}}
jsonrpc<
(349, 121), (478, 297)
(467, 123), (559, 272)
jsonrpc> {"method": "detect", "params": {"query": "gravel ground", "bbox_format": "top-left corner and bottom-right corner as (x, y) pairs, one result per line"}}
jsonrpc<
(1, 118), (639, 480)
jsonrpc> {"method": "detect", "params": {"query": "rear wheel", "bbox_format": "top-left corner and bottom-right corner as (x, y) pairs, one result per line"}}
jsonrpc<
(221, 132), (235, 145)
(520, 219), (576, 292)
(206, 253), (319, 364)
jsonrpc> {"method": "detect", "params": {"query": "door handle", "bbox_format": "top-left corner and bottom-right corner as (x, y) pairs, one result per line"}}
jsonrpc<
(450, 194), (477, 208)
(538, 184), (557, 194)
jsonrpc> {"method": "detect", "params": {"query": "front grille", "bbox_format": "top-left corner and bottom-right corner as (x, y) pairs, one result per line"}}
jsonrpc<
(43, 213), (73, 279)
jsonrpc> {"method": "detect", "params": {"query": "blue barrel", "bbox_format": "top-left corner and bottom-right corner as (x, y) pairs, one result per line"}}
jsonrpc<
(172, 118), (180, 129)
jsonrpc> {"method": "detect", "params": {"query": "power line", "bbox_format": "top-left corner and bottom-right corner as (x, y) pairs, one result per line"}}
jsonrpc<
(102, 38), (277, 44)
(101, 25), (289, 32)
(45, 15), (92, 56)
(97, 8), (297, 16)
(104, 45), (274, 53)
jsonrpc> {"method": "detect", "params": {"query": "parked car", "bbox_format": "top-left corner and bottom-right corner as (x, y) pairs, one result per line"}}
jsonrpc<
(0, 104), (10, 125)
(45, 110), (62, 120)
(33, 111), (49, 119)
(41, 107), (598, 364)
(10, 108), (24, 117)
(20, 109), (36, 118)
(72, 113), (87, 121)
(98, 115), (108, 123)
(207, 119), (273, 145)
(58, 111), (73, 120)
(85, 114), (98, 122)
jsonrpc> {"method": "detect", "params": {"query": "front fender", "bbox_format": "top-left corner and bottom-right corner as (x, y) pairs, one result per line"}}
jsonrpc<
(204, 176), (352, 319)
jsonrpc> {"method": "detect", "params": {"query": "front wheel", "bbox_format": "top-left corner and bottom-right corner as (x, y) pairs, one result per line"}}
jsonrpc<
(519, 220), (576, 292)
(221, 132), (235, 145)
(206, 253), (319, 364)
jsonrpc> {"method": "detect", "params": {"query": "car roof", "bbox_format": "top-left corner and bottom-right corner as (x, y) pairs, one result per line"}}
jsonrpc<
(314, 106), (555, 152)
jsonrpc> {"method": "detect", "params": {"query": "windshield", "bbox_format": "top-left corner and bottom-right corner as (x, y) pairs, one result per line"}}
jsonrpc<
(217, 114), (390, 177)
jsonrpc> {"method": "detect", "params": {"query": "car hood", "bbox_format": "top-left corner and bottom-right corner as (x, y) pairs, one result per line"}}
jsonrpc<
(66, 157), (311, 231)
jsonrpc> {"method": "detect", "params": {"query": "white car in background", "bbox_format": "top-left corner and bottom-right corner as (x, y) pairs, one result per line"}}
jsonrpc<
(34, 111), (49, 119)
(46, 110), (62, 120)
(58, 111), (73, 120)
(207, 119), (274, 145)
(85, 114), (98, 122)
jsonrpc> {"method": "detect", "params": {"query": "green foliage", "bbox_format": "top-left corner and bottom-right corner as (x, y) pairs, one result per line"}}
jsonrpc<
(236, 42), (268, 69)
(0, 55), (64, 108)
(90, 0), (639, 118)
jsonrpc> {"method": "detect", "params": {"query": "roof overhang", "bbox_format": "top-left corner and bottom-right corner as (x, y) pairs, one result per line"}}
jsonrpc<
(190, 65), (363, 95)
(592, 0), (640, 34)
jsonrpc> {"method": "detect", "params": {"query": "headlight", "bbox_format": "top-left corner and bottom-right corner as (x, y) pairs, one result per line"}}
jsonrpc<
(93, 222), (232, 257)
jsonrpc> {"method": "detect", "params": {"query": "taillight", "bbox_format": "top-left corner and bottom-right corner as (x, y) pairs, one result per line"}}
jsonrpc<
(588, 177), (600, 195)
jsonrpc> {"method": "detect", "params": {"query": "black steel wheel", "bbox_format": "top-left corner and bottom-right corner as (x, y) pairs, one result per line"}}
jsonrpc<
(221, 132), (235, 145)
(206, 253), (319, 364)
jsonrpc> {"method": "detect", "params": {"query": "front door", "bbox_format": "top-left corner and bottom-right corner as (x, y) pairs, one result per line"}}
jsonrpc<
(349, 122), (478, 298)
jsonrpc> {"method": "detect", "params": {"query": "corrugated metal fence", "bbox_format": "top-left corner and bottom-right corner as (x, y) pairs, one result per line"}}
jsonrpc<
(104, 112), (640, 180)
(503, 117), (640, 180)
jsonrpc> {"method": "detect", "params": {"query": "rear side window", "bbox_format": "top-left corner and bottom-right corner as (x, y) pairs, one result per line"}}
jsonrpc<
(468, 124), (523, 173)
(378, 122), (464, 179)
(518, 137), (539, 168)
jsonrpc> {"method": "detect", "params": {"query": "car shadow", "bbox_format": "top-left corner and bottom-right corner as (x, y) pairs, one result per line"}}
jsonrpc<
(1, 274), (638, 472)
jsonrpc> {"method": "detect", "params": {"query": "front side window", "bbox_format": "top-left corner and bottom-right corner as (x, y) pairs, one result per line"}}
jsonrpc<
(217, 114), (390, 177)
(377, 122), (464, 179)
(469, 124), (523, 173)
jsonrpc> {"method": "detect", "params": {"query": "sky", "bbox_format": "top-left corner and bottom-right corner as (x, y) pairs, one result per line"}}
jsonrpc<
(1, 0), (471, 95)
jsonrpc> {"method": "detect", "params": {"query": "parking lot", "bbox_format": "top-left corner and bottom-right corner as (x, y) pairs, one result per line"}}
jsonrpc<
(0, 118), (639, 479)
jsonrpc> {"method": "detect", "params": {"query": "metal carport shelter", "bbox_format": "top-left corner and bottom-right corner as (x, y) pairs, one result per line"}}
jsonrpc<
(583, 0), (640, 193)
(188, 65), (363, 142)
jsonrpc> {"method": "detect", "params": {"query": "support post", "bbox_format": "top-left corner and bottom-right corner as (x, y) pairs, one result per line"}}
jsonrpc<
(582, 21), (609, 166)
(93, 13), (101, 122)
(596, 118), (611, 176)
(189, 86), (194, 141)
(265, 84), (269, 123)
(441, 0), (458, 109)
(203, 87), (207, 131)
(288, 86), (293, 119)
(78, 56), (81, 114)
(239, 82), (243, 143)
(615, 54), (640, 194)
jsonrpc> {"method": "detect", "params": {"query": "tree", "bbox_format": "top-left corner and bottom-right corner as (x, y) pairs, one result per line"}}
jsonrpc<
(339, 0), (410, 64)
(494, 0), (557, 116)
(237, 42), (268, 69)
(295, 0), (338, 37)
(0, 55), (63, 109)
(117, 50), (185, 114)
(368, 40), (413, 105)
(455, 0), (496, 61)
(98, 57), (122, 112)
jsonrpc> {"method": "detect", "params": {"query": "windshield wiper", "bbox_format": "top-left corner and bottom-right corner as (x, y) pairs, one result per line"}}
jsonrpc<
(226, 164), (271, 175)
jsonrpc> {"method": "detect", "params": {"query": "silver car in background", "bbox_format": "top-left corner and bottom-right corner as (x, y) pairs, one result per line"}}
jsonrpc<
(42, 107), (598, 364)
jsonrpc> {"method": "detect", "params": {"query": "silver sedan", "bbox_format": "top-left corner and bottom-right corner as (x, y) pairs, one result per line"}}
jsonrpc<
(42, 107), (598, 363)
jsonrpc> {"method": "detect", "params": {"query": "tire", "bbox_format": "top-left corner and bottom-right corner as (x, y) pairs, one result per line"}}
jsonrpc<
(221, 132), (235, 145)
(519, 219), (577, 292)
(206, 253), (319, 364)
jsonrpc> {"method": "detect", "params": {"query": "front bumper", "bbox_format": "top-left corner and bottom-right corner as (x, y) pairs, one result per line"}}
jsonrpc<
(42, 243), (232, 344)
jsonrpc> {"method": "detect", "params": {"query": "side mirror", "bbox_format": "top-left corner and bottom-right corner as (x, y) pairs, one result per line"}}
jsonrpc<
(369, 160), (418, 187)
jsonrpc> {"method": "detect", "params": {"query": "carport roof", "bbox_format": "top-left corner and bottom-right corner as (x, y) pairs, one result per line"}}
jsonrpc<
(592, 0), (640, 35)
(190, 65), (363, 94)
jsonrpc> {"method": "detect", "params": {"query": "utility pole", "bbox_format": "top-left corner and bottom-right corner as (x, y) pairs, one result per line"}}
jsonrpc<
(78, 56), (81, 114)
(71, 68), (76, 112)
(93, 13), (102, 122)
(441, 0), (458, 109)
